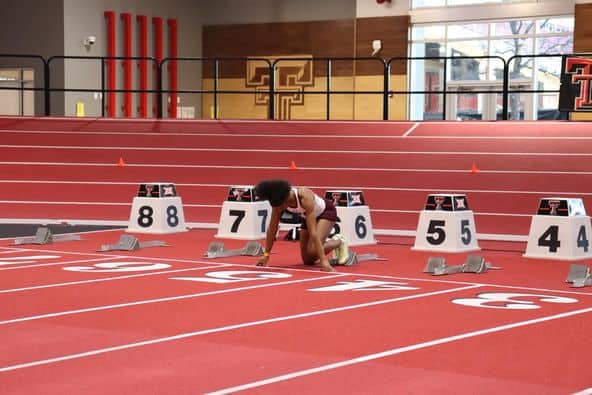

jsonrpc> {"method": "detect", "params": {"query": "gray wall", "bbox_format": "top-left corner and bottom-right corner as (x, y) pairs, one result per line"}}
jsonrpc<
(0, 0), (357, 118)
(0, 0), (65, 115)
(63, 0), (202, 117)
(200, 0), (356, 25)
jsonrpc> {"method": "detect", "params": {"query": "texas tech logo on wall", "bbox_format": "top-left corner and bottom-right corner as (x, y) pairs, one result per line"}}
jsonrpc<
(559, 56), (592, 112)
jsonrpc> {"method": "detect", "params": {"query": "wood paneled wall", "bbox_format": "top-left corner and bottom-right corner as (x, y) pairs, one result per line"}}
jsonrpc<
(355, 16), (409, 75)
(202, 15), (409, 77)
(575, 4), (592, 52)
(203, 20), (354, 77)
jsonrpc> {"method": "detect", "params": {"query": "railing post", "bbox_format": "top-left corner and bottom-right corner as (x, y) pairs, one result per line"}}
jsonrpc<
(214, 59), (219, 120)
(442, 58), (447, 121)
(100, 58), (105, 117)
(383, 61), (390, 121)
(19, 69), (24, 116)
(502, 58), (509, 120)
(326, 59), (331, 120)
(44, 59), (50, 116)
(269, 62), (275, 120)
(157, 61), (163, 119)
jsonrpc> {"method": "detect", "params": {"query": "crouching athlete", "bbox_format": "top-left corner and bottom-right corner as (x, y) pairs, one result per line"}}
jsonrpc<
(253, 179), (349, 272)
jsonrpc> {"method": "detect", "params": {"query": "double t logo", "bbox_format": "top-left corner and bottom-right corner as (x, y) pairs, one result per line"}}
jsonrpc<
(563, 57), (592, 111)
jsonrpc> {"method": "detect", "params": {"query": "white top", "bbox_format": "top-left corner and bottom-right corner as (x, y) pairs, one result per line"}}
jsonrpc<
(285, 187), (326, 218)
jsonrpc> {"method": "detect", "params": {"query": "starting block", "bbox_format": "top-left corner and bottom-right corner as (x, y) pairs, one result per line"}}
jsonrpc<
(328, 251), (387, 266)
(565, 263), (592, 288)
(423, 255), (500, 276)
(98, 234), (170, 252)
(127, 182), (187, 234)
(524, 197), (592, 260)
(423, 256), (447, 273)
(216, 185), (271, 240)
(413, 194), (480, 252)
(324, 190), (376, 246)
(204, 241), (264, 259)
(12, 227), (81, 245)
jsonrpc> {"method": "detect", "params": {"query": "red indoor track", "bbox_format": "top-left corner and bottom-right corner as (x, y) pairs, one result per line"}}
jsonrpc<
(1, 117), (592, 394)
(1, 229), (592, 394)
(1, 117), (592, 237)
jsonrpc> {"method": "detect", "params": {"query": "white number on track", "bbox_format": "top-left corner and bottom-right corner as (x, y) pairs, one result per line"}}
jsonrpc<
(63, 261), (171, 272)
(0, 255), (60, 265)
(309, 279), (419, 292)
(451, 292), (578, 310)
(171, 270), (291, 284)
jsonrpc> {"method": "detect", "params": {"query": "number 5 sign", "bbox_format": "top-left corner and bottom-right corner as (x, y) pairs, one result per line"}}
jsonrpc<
(413, 194), (480, 252)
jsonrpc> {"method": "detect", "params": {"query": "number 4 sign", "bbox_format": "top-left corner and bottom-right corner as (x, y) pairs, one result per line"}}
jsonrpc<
(524, 198), (592, 260)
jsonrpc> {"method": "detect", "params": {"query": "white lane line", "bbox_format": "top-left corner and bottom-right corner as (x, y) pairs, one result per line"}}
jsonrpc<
(0, 284), (480, 372)
(3, 131), (418, 138)
(0, 246), (260, 267)
(2, 145), (592, 156)
(0, 200), (577, 219)
(402, 122), (419, 137)
(0, 162), (591, 176)
(0, 273), (347, 326)
(3, 127), (592, 139)
(0, 200), (217, 210)
(0, 180), (591, 197)
(207, 305), (592, 394)
(573, 387), (592, 395)
(0, 265), (227, 294)
(0, 200), (130, 206)
(0, 257), (115, 271)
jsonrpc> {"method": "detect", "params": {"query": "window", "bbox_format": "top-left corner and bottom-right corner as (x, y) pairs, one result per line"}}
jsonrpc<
(409, 16), (573, 120)
(412, 0), (531, 9)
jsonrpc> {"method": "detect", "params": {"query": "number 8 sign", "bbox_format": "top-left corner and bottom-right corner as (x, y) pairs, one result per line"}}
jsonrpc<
(127, 196), (187, 234)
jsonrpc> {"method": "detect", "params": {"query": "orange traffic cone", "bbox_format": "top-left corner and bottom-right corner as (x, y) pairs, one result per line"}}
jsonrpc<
(289, 160), (297, 170)
(117, 157), (125, 167)
(470, 162), (478, 174)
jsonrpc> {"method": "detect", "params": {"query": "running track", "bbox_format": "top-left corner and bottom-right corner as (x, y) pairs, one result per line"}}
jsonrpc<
(1, 116), (592, 392)
(2, 117), (592, 239)
(1, 227), (592, 394)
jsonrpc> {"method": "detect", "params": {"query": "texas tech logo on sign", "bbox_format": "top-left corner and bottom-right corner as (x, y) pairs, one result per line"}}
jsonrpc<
(559, 56), (592, 112)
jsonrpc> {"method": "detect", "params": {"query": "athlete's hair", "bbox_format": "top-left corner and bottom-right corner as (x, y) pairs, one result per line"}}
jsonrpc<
(254, 179), (291, 207)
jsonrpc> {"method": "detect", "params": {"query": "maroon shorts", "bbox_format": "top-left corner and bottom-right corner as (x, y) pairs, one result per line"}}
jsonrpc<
(300, 199), (339, 230)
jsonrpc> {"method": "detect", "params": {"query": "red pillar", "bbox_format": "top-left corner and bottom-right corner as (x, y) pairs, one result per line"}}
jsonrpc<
(137, 14), (148, 118)
(167, 18), (178, 119)
(120, 12), (132, 117)
(104, 11), (116, 117)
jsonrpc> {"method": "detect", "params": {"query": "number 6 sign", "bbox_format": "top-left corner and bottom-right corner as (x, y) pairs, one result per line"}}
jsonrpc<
(334, 206), (376, 246)
(324, 190), (376, 246)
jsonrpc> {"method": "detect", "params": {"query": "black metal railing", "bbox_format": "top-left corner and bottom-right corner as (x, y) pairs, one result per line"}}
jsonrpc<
(0, 53), (582, 120)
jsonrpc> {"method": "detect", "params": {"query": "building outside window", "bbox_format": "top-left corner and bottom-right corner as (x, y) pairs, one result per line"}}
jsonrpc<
(412, 0), (537, 9)
(408, 15), (573, 120)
